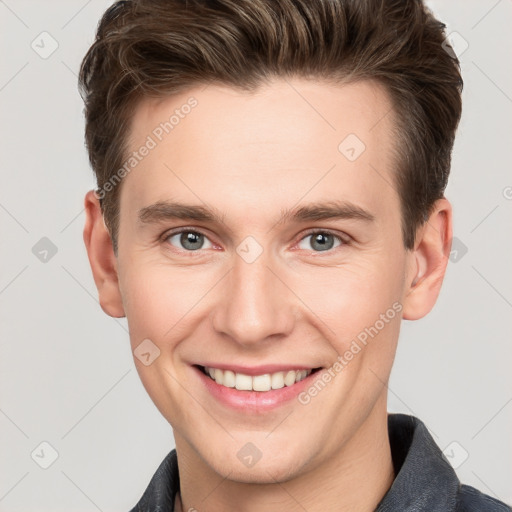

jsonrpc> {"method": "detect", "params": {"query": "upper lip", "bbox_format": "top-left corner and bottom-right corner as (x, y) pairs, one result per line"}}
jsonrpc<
(195, 363), (322, 376)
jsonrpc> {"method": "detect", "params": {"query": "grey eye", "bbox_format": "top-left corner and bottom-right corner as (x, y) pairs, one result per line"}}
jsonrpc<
(298, 232), (342, 252)
(167, 231), (213, 251)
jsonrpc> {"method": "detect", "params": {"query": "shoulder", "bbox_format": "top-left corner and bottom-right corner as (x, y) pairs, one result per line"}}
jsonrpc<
(456, 484), (512, 512)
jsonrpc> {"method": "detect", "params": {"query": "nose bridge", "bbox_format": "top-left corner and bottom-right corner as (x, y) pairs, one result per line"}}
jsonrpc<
(211, 249), (294, 346)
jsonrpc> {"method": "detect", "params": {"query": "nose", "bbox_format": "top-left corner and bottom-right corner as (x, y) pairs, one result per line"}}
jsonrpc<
(210, 251), (296, 348)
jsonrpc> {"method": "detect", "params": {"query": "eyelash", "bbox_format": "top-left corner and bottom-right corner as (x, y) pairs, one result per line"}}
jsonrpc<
(160, 227), (350, 255)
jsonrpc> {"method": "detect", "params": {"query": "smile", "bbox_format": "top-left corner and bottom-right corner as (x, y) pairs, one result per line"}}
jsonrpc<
(202, 365), (315, 392)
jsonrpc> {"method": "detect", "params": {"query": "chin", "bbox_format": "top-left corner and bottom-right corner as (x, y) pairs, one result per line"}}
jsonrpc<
(203, 444), (314, 485)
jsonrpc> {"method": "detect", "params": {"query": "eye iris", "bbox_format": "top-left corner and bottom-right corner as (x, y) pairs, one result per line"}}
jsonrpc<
(181, 232), (203, 250)
(311, 233), (334, 251)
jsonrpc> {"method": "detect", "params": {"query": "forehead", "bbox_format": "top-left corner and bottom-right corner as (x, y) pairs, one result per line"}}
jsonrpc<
(120, 78), (399, 227)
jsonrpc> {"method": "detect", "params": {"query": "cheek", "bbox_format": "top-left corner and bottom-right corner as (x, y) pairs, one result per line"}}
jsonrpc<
(289, 254), (405, 357)
(119, 261), (211, 344)
(118, 263), (205, 422)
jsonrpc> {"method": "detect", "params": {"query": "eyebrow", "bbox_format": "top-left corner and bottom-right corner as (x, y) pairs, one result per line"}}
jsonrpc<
(137, 199), (375, 227)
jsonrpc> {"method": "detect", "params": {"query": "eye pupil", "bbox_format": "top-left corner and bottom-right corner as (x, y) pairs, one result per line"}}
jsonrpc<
(311, 233), (334, 251)
(181, 231), (203, 250)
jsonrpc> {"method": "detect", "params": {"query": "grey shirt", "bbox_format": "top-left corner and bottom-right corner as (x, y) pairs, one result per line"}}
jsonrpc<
(129, 413), (511, 511)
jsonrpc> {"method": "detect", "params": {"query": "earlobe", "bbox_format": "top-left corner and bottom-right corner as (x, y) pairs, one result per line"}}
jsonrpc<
(402, 198), (453, 321)
(83, 190), (125, 318)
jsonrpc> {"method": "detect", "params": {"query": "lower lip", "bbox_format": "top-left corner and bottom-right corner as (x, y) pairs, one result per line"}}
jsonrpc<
(194, 366), (320, 412)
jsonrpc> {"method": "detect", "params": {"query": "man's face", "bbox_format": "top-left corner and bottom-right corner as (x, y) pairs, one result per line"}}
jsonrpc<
(115, 78), (415, 482)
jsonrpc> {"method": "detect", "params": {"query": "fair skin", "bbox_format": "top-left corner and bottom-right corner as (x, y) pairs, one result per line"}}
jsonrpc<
(83, 78), (452, 512)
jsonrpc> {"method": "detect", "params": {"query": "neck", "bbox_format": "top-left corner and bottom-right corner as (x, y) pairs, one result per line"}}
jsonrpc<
(175, 398), (394, 512)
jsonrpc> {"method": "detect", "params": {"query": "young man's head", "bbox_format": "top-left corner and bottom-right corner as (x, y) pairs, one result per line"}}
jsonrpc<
(81, 0), (462, 501)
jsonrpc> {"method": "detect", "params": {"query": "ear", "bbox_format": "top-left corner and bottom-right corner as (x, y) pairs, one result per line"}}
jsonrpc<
(402, 198), (453, 320)
(83, 190), (125, 318)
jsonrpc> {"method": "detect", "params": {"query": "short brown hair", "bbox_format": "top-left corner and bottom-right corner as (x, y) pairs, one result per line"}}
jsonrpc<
(79, 0), (463, 255)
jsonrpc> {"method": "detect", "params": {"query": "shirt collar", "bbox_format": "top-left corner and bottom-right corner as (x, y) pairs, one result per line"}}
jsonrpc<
(376, 413), (460, 511)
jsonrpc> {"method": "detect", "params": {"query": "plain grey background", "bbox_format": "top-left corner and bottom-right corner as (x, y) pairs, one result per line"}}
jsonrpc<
(0, 0), (511, 510)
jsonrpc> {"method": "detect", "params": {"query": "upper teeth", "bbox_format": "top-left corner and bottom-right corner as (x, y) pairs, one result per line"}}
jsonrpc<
(204, 366), (312, 392)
